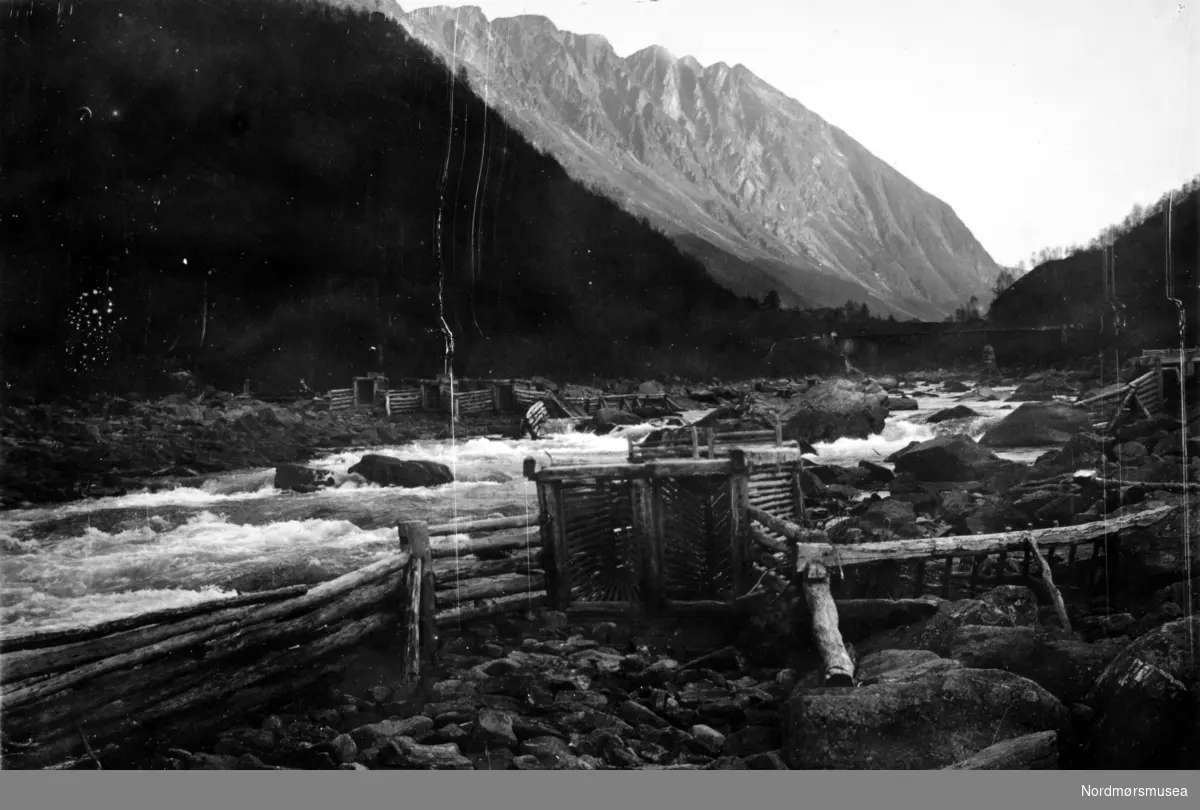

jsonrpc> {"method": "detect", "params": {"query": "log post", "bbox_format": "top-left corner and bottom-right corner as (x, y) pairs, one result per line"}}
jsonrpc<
(550, 483), (572, 610)
(728, 450), (752, 596)
(631, 479), (662, 616)
(398, 521), (435, 680)
(801, 562), (855, 687)
(792, 465), (807, 527)
(1024, 535), (1071, 632)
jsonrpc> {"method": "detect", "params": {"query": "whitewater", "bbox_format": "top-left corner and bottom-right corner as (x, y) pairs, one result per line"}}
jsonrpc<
(0, 383), (1043, 639)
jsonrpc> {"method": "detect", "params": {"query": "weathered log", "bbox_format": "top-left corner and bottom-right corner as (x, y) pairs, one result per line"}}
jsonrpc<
(435, 592), (547, 626)
(202, 570), (402, 660)
(7, 581), (402, 736)
(1, 551), (410, 710)
(801, 562), (855, 687)
(400, 521), (431, 682)
(748, 505), (827, 544)
(790, 504), (1176, 570)
(751, 525), (790, 554)
(431, 550), (543, 586)
(429, 529), (540, 560)
(433, 573), (542, 606)
(529, 459), (735, 481)
(427, 513), (538, 536)
(942, 730), (1058, 770)
(564, 601), (634, 617)
(1089, 479), (1200, 493)
(15, 615), (389, 769)
(830, 597), (942, 629)
(0, 584), (310, 654)
(1025, 535), (1071, 632)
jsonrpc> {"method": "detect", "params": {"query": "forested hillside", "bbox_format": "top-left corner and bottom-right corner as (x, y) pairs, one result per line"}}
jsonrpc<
(0, 0), (838, 399)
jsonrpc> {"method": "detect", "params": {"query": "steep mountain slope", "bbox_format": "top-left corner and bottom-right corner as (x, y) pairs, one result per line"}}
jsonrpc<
(0, 0), (837, 399)
(989, 188), (1198, 349)
(391, 4), (1005, 320)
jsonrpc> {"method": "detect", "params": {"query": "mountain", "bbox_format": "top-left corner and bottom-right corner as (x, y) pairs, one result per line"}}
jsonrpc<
(989, 185), (1198, 349)
(387, 4), (1005, 320)
(0, 0), (847, 399)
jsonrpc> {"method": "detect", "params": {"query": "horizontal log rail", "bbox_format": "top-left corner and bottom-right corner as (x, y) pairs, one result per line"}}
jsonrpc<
(775, 504), (1176, 570)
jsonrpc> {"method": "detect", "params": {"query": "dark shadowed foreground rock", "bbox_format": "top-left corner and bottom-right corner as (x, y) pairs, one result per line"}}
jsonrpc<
(946, 625), (1124, 704)
(346, 454), (454, 488)
(942, 731), (1058, 769)
(855, 586), (1041, 658)
(1084, 617), (1200, 769)
(979, 402), (1093, 448)
(784, 665), (1067, 768)
(780, 379), (889, 444)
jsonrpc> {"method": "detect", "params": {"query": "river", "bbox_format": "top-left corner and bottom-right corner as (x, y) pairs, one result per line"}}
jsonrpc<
(0, 382), (1045, 640)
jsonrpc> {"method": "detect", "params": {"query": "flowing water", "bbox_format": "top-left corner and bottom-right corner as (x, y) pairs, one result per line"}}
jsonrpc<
(0, 383), (1048, 639)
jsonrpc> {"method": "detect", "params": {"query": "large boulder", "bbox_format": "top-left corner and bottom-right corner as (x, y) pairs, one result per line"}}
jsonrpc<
(274, 464), (336, 494)
(784, 662), (1067, 769)
(888, 434), (1025, 489)
(1084, 617), (1200, 769)
(945, 625), (1125, 704)
(978, 402), (1093, 448)
(347, 454), (454, 488)
(926, 405), (979, 424)
(591, 407), (643, 434)
(780, 379), (889, 444)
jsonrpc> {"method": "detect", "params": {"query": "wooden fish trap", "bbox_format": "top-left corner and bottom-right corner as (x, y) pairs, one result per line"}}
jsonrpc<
(522, 453), (758, 622)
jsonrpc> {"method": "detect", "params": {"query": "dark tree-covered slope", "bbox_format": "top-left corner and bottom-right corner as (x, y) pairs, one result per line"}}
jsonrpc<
(1, 0), (830, 399)
(989, 189), (1198, 350)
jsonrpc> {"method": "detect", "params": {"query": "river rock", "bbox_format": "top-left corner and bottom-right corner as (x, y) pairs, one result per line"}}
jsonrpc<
(381, 737), (474, 770)
(978, 402), (1093, 448)
(856, 586), (1041, 658)
(945, 625), (1124, 703)
(784, 666), (1067, 769)
(1084, 617), (1200, 768)
(779, 379), (889, 444)
(592, 407), (643, 434)
(273, 464), (336, 493)
(346, 454), (454, 488)
(926, 405), (979, 424)
(888, 434), (1023, 487)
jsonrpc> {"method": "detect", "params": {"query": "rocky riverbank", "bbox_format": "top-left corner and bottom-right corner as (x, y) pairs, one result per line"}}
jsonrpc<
(144, 588), (1200, 771)
(0, 392), (516, 509)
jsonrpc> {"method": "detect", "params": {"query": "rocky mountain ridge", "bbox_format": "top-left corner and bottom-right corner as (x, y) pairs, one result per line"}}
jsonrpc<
(390, 3), (1006, 319)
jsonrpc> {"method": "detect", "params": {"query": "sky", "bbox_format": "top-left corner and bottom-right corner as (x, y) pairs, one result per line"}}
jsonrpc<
(402, 0), (1199, 269)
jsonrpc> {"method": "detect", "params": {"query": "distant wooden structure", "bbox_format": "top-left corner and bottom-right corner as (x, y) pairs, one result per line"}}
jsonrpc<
(1077, 347), (1197, 430)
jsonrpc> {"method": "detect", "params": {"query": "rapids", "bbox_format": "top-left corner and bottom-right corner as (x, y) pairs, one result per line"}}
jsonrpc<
(0, 382), (1049, 639)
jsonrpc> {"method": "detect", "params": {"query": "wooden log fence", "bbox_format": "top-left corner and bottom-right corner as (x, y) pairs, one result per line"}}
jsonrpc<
(385, 388), (422, 415)
(0, 509), (552, 770)
(629, 425), (794, 463)
(327, 388), (354, 412)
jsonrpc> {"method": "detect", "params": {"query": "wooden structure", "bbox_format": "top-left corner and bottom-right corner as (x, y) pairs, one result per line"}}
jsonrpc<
(0, 513), (542, 770)
(352, 374), (389, 409)
(628, 424), (797, 463)
(1078, 347), (1198, 430)
(328, 388), (354, 411)
(524, 448), (1180, 689)
(523, 454), (757, 620)
(323, 376), (682, 422)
